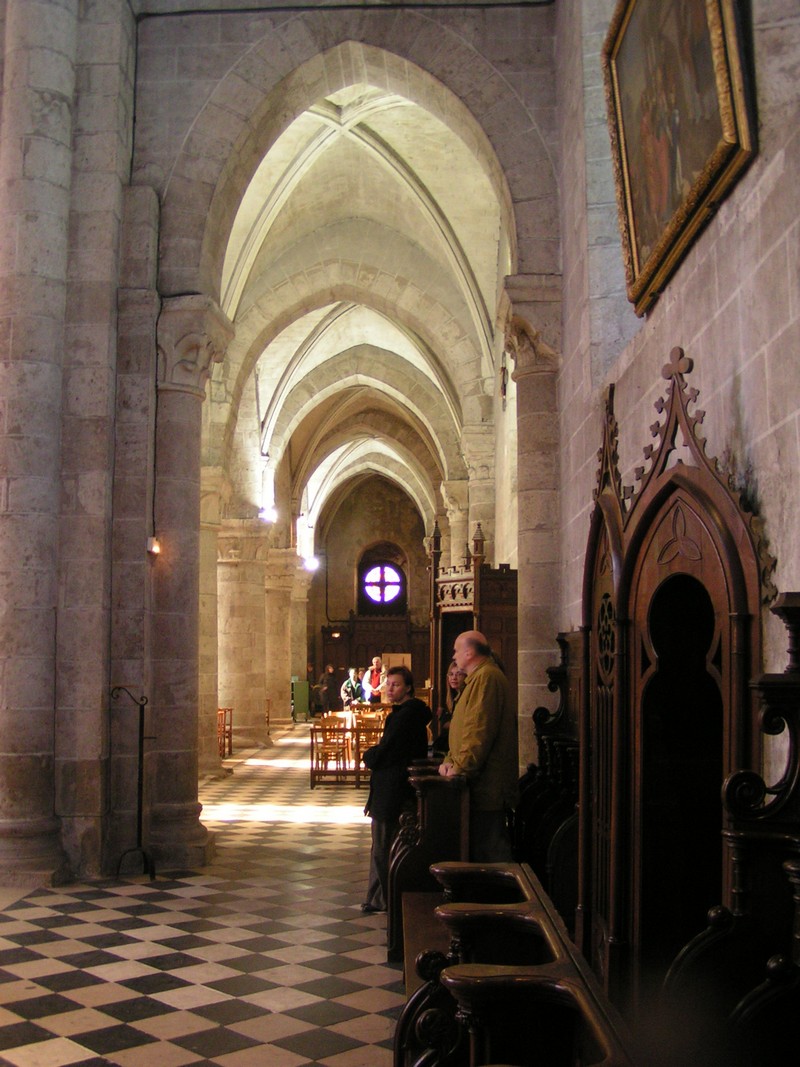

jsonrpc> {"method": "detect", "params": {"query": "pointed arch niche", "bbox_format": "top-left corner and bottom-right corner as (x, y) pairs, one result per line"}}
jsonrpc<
(578, 347), (776, 1014)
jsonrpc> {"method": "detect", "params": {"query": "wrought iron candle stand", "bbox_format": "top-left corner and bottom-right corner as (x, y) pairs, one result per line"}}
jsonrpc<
(111, 686), (156, 880)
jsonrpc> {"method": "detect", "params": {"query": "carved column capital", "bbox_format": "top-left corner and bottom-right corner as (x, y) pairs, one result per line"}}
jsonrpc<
(217, 521), (271, 565)
(460, 426), (497, 482)
(441, 479), (469, 518)
(504, 314), (558, 379)
(291, 566), (315, 601)
(157, 295), (234, 398)
(266, 547), (304, 592)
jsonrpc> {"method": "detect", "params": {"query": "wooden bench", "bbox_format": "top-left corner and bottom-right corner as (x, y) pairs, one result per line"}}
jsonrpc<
(394, 861), (635, 1067)
(386, 765), (469, 963)
(402, 891), (449, 995)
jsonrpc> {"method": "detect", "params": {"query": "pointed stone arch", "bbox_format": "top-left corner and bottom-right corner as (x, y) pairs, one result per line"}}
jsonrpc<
(215, 279), (486, 471)
(297, 416), (445, 521)
(236, 217), (490, 372)
(142, 20), (557, 297)
(266, 349), (465, 483)
(302, 441), (437, 536)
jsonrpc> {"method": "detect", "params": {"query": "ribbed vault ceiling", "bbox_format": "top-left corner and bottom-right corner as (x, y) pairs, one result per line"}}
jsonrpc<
(212, 68), (511, 555)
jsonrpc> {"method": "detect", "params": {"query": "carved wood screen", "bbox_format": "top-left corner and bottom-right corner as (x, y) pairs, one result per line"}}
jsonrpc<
(428, 524), (518, 714)
(579, 348), (775, 1013)
(321, 616), (429, 687)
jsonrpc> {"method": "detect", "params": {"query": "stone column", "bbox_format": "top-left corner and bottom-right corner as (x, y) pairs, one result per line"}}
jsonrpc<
(265, 549), (302, 720)
(441, 480), (470, 569)
(217, 522), (270, 749)
(505, 303), (560, 761)
(199, 468), (225, 776)
(110, 285), (159, 866)
(109, 186), (159, 870)
(290, 567), (314, 683)
(148, 295), (233, 866)
(0, 0), (78, 884)
(461, 428), (496, 562)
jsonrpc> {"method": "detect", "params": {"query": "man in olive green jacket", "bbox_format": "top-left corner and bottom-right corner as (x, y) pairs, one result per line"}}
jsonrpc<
(438, 630), (518, 861)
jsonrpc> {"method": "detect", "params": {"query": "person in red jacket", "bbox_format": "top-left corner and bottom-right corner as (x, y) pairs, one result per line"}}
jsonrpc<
(364, 656), (384, 703)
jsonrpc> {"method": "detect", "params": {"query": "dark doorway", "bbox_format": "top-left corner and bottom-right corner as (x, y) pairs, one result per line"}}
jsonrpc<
(639, 573), (723, 988)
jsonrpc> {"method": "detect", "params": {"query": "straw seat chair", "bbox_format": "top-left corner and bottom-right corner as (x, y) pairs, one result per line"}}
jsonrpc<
(217, 707), (233, 758)
(309, 713), (351, 787)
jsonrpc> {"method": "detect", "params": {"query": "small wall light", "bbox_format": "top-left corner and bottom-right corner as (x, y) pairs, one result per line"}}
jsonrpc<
(147, 537), (161, 555)
(303, 555), (319, 572)
(259, 506), (278, 523)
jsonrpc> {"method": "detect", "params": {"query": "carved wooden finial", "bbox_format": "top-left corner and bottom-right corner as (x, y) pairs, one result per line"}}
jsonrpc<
(472, 523), (485, 559)
(431, 519), (441, 551)
(662, 345), (693, 380)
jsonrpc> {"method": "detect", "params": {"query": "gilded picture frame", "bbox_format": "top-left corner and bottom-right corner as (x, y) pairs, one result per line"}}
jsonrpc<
(602, 0), (756, 316)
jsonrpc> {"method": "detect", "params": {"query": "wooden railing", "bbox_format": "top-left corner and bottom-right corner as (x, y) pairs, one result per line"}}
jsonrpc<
(387, 765), (469, 962)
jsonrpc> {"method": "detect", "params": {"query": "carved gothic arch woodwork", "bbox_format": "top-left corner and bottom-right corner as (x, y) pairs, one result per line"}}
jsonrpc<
(579, 347), (776, 1013)
(428, 521), (518, 715)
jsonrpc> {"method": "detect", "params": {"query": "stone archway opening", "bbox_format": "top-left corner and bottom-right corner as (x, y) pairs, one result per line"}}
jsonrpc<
(193, 37), (522, 762)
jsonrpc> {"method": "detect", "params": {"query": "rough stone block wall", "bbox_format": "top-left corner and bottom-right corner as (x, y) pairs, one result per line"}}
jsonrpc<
(557, 1), (800, 684)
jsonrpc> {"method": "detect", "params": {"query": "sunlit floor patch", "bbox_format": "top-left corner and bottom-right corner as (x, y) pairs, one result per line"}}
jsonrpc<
(242, 756), (312, 769)
(202, 800), (368, 824)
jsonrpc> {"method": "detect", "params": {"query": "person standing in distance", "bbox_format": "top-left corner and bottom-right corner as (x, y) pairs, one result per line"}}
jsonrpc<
(318, 663), (337, 714)
(438, 630), (518, 862)
(364, 656), (384, 704)
(431, 660), (466, 758)
(340, 666), (362, 709)
(361, 666), (431, 912)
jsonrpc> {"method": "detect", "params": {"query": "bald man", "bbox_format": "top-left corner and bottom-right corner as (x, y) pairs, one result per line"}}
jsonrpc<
(439, 630), (518, 862)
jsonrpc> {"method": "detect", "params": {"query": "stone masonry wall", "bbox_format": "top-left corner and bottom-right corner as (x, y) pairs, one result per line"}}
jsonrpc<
(557, 0), (800, 680)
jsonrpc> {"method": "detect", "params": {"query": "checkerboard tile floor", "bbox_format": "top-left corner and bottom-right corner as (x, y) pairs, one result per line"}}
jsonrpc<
(0, 725), (403, 1067)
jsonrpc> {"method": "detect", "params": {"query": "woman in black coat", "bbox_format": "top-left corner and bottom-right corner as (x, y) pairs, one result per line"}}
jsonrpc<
(361, 666), (431, 912)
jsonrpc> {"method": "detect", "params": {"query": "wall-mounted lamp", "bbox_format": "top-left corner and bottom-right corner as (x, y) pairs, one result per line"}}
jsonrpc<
(259, 505), (278, 523)
(146, 537), (161, 556)
(303, 555), (319, 572)
(331, 631), (341, 639)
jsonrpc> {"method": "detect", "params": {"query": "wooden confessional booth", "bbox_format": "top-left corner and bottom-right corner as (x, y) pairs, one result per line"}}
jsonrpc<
(537, 347), (800, 1063)
(428, 522), (518, 714)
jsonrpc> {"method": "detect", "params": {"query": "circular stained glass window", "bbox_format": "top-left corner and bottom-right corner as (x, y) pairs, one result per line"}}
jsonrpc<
(364, 564), (402, 604)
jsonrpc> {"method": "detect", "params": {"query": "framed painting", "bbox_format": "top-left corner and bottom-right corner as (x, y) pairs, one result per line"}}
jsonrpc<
(602, 0), (756, 315)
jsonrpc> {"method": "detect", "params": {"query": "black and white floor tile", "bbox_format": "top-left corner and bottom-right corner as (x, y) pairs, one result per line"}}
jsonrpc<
(0, 725), (402, 1066)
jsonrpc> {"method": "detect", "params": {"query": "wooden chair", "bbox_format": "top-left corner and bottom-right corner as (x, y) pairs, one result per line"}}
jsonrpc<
(354, 708), (384, 728)
(326, 710), (353, 764)
(353, 711), (384, 787)
(217, 707), (233, 758)
(309, 715), (351, 787)
(416, 686), (432, 707)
